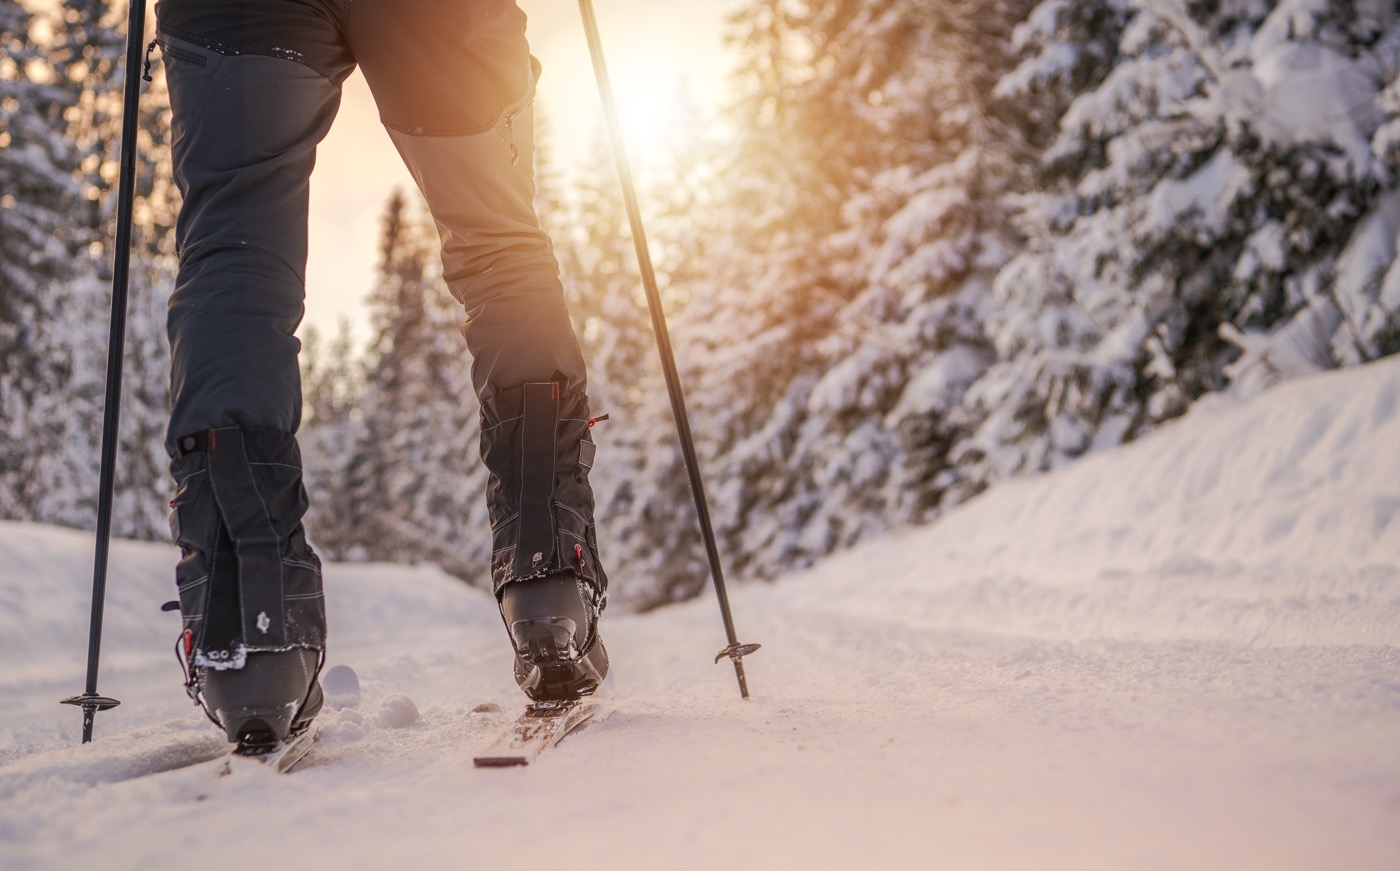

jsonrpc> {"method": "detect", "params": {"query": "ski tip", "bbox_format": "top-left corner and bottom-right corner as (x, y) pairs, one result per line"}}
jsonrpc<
(473, 754), (530, 768)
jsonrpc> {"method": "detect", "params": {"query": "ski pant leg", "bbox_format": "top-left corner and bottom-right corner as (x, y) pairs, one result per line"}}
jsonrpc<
(348, 0), (607, 601)
(169, 427), (325, 669)
(159, 1), (351, 448)
(348, 0), (587, 398)
(156, 0), (354, 668)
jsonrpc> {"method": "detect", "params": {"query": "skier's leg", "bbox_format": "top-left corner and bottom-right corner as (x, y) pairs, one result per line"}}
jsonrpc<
(349, 0), (607, 700)
(160, 0), (353, 445)
(348, 0), (586, 396)
(157, 0), (354, 744)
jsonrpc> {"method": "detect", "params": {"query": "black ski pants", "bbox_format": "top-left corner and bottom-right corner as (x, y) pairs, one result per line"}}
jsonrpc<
(157, 0), (607, 668)
(157, 0), (588, 447)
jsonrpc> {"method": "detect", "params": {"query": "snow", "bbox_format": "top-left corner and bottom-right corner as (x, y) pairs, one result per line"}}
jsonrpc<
(1336, 190), (1400, 353)
(3, 358), (1400, 870)
(1252, 38), (1383, 171)
(1144, 149), (1242, 238)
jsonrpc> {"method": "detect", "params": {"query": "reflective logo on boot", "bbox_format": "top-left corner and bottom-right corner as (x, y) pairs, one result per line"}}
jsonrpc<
(532, 552), (543, 566)
(256, 611), (271, 634)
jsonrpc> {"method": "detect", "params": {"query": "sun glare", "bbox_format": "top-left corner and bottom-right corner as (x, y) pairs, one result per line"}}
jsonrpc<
(303, 1), (735, 342)
(522, 1), (729, 177)
(608, 75), (692, 167)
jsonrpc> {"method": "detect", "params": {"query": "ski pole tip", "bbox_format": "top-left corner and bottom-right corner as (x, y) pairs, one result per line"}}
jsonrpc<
(715, 642), (760, 699)
(61, 692), (122, 743)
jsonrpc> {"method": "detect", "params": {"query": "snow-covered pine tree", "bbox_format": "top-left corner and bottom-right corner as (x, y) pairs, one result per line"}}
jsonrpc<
(1224, 0), (1400, 384)
(2, 0), (174, 537)
(302, 194), (413, 562)
(1, 0), (95, 519)
(299, 317), (367, 560)
(957, 0), (1400, 491)
(1338, 42), (1400, 360)
(951, 0), (1139, 487)
(557, 133), (721, 608)
(676, 0), (1029, 578)
(612, 87), (737, 608)
(671, 0), (859, 581)
(323, 189), (490, 579)
(535, 98), (692, 604)
(771, 0), (1033, 543)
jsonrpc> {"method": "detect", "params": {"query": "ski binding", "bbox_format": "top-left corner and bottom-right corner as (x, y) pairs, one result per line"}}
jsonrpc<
(218, 724), (319, 775)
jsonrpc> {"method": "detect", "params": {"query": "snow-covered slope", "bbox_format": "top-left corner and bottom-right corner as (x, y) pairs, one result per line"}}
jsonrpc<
(2, 357), (1399, 871)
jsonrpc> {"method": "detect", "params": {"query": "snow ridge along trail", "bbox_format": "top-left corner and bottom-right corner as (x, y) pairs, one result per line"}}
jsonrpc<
(2, 357), (1399, 871)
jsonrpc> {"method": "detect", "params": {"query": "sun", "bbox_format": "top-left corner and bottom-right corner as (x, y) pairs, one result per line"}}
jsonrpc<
(520, 1), (730, 177)
(606, 74), (695, 167)
(303, 1), (735, 343)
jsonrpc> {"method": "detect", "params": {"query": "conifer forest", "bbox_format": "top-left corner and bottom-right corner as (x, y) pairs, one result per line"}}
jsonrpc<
(4, 0), (1399, 610)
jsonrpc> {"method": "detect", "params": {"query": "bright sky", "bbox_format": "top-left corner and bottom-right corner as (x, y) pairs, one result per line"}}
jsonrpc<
(303, 0), (744, 343)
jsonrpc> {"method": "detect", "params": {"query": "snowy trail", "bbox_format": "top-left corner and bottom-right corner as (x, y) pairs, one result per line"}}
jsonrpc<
(3, 359), (1399, 870)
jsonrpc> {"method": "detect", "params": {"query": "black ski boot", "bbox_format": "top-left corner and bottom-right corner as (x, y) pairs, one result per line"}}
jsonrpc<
(479, 379), (611, 702)
(198, 649), (324, 750)
(500, 573), (608, 701)
(167, 427), (328, 753)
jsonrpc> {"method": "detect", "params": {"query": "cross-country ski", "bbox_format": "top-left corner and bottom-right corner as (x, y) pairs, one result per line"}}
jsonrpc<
(473, 698), (611, 768)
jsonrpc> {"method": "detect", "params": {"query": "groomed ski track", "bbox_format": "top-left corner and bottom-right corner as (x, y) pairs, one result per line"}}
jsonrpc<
(2, 357), (1399, 870)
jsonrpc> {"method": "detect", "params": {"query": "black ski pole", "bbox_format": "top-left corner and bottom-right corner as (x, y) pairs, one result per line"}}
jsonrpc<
(577, 0), (760, 698)
(60, 0), (149, 742)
